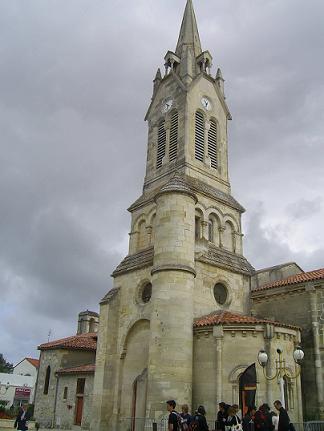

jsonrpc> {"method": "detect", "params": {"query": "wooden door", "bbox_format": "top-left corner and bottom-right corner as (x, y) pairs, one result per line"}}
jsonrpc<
(75, 396), (84, 426)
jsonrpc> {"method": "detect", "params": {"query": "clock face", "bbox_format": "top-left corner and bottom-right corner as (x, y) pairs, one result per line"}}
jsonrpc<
(201, 97), (212, 111)
(161, 98), (173, 114)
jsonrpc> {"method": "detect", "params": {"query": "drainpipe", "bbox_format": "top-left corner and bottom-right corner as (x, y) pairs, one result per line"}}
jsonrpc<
(52, 374), (59, 428)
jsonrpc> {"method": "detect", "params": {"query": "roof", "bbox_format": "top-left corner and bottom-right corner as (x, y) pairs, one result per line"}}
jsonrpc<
(176, 0), (202, 58)
(194, 310), (299, 330)
(56, 364), (95, 375)
(254, 268), (324, 292)
(78, 310), (99, 317)
(26, 358), (40, 368)
(38, 332), (97, 352)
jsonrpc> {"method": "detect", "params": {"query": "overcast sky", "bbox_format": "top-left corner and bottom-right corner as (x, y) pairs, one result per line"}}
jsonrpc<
(0, 0), (323, 365)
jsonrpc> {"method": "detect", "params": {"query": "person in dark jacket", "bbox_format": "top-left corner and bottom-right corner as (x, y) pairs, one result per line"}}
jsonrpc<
(14, 405), (31, 431)
(242, 406), (257, 431)
(192, 405), (209, 431)
(274, 401), (290, 431)
(254, 404), (273, 431)
(225, 406), (241, 430)
(216, 402), (229, 431)
(180, 404), (192, 430)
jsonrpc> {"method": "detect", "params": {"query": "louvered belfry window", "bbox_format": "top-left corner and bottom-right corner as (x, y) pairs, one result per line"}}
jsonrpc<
(208, 119), (218, 169)
(195, 111), (205, 162)
(169, 111), (178, 162)
(157, 120), (166, 169)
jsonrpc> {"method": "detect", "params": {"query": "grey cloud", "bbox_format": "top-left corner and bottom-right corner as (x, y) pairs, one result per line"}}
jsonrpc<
(286, 198), (322, 220)
(0, 0), (323, 363)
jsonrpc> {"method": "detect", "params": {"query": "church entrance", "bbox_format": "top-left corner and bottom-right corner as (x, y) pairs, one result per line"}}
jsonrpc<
(239, 364), (257, 415)
(131, 369), (148, 431)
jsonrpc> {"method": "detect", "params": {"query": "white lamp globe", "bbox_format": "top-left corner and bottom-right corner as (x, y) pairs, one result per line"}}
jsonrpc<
(293, 346), (304, 363)
(258, 350), (268, 367)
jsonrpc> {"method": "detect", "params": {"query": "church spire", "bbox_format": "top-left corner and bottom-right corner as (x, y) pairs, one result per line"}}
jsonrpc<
(175, 0), (202, 58)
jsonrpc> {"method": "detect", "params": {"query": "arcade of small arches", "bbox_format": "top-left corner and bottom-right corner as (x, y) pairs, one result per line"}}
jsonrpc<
(130, 205), (242, 254)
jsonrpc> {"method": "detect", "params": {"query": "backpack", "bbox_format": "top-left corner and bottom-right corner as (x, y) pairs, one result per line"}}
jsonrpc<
(189, 415), (200, 431)
(172, 411), (185, 431)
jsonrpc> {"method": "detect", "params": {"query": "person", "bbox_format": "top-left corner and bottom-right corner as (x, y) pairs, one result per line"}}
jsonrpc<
(191, 405), (209, 431)
(167, 400), (180, 431)
(254, 404), (272, 431)
(216, 402), (229, 431)
(233, 404), (242, 422)
(273, 401), (290, 431)
(180, 404), (192, 430)
(242, 406), (256, 431)
(225, 406), (241, 431)
(14, 404), (31, 431)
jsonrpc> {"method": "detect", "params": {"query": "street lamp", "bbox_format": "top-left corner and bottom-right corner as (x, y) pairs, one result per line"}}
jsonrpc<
(257, 346), (304, 408)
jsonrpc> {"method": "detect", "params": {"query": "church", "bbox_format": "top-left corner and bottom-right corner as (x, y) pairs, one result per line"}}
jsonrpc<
(90, 1), (323, 429)
(33, 1), (324, 429)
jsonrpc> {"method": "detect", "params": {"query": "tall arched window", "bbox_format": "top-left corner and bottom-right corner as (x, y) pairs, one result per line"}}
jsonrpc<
(44, 365), (51, 395)
(195, 111), (205, 162)
(208, 119), (217, 169)
(208, 218), (214, 242)
(169, 111), (178, 162)
(157, 120), (166, 169)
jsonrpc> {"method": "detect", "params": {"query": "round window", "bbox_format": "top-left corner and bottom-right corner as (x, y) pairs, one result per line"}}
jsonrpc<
(141, 283), (152, 303)
(213, 283), (228, 305)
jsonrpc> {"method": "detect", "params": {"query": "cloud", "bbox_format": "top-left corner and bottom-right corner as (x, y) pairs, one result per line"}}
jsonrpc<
(0, 0), (323, 364)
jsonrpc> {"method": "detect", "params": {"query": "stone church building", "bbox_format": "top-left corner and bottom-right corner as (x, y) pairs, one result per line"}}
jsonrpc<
(33, 1), (324, 429)
(90, 1), (323, 429)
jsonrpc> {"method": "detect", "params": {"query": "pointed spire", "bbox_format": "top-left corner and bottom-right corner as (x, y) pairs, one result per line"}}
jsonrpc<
(153, 68), (162, 94)
(216, 67), (225, 95)
(154, 68), (162, 82)
(176, 0), (202, 58)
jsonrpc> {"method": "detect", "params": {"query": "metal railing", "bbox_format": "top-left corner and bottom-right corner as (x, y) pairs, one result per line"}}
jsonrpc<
(119, 419), (324, 431)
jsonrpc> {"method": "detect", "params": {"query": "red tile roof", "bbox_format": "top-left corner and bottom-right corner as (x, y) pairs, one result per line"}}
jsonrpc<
(26, 358), (40, 368)
(254, 268), (324, 292)
(38, 332), (97, 351)
(194, 310), (299, 330)
(56, 364), (95, 375)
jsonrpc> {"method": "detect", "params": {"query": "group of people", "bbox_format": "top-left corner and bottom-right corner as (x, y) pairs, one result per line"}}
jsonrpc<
(166, 399), (292, 431)
(217, 400), (292, 431)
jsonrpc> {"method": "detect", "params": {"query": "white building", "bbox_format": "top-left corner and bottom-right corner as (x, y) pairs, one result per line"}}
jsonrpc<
(0, 358), (39, 407)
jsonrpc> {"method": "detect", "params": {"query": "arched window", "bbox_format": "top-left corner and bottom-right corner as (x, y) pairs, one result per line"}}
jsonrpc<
(195, 217), (201, 240)
(63, 386), (68, 400)
(195, 111), (205, 162)
(208, 119), (217, 169)
(157, 120), (166, 169)
(223, 221), (235, 252)
(208, 218), (214, 242)
(44, 365), (51, 395)
(169, 111), (178, 162)
(137, 220), (147, 250)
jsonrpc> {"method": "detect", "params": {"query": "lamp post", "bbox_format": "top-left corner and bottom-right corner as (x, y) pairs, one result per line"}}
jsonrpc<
(257, 346), (304, 409)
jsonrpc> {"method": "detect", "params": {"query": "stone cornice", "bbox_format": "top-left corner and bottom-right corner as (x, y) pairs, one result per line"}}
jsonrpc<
(151, 264), (196, 277)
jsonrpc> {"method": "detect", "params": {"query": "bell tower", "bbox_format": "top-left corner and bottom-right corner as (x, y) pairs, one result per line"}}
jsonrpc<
(92, 2), (253, 430)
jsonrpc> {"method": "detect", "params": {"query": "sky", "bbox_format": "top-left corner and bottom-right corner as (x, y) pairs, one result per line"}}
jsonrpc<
(0, 0), (323, 365)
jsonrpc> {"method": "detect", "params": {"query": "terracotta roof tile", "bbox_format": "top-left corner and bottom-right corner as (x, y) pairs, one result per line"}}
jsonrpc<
(26, 358), (40, 368)
(56, 364), (95, 375)
(38, 332), (97, 351)
(194, 310), (299, 330)
(254, 268), (324, 292)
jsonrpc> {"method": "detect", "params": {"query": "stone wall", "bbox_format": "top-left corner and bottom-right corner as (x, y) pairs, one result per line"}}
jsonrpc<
(34, 349), (95, 428)
(193, 324), (303, 423)
(55, 374), (94, 429)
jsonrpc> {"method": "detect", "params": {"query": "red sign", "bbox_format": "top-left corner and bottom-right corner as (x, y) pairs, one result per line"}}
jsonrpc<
(15, 387), (31, 399)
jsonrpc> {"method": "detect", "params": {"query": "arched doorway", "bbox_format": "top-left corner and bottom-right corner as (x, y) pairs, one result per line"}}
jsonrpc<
(131, 369), (148, 431)
(239, 364), (257, 416)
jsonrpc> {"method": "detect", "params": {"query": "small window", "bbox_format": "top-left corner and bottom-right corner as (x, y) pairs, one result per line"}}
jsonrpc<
(63, 386), (68, 400)
(213, 283), (228, 305)
(44, 365), (51, 395)
(76, 378), (85, 395)
(141, 283), (152, 303)
(195, 111), (205, 162)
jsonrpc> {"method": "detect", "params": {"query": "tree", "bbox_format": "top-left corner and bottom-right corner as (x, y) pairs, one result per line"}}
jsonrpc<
(0, 354), (13, 373)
